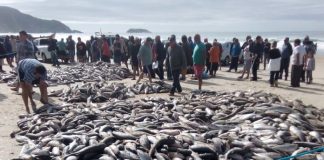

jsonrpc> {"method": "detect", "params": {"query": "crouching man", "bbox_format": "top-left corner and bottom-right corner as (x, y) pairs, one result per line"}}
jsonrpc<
(18, 59), (48, 113)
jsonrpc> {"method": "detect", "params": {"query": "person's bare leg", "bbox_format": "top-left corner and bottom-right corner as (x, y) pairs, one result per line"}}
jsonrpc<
(246, 70), (250, 79)
(136, 72), (144, 84)
(198, 78), (202, 90)
(132, 68), (136, 80)
(21, 82), (31, 114)
(148, 73), (152, 83)
(39, 81), (49, 104)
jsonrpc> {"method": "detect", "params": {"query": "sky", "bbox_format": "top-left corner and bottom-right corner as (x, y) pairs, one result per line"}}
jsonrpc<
(1, 0), (324, 33)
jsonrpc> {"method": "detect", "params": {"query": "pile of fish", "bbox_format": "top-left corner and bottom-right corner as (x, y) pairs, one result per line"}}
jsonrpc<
(49, 81), (172, 103)
(12, 91), (324, 159)
(0, 71), (17, 83)
(47, 62), (132, 85)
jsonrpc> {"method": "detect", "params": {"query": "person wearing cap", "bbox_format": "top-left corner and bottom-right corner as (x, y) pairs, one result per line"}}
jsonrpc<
(192, 34), (206, 90)
(18, 58), (49, 113)
(166, 35), (187, 96)
(137, 37), (153, 83)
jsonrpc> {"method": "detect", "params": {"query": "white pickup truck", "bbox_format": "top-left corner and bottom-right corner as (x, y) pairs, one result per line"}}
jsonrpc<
(34, 38), (52, 62)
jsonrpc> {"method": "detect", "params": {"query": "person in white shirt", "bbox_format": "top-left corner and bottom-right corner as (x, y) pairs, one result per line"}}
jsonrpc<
(290, 39), (306, 87)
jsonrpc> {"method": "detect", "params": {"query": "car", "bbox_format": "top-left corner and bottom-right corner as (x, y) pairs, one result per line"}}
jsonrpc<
(34, 38), (52, 62)
(220, 42), (244, 66)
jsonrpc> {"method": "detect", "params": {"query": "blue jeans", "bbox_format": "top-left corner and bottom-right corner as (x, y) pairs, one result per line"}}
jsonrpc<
(51, 50), (59, 66)
(170, 69), (182, 94)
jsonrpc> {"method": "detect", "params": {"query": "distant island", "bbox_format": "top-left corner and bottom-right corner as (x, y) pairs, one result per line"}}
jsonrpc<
(126, 28), (151, 33)
(0, 6), (81, 33)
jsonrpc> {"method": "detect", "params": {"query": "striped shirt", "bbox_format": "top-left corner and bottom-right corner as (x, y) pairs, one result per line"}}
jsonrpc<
(18, 59), (47, 84)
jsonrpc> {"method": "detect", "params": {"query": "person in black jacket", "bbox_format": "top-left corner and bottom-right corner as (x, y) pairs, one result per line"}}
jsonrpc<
(250, 36), (264, 81)
(263, 38), (271, 70)
(204, 38), (212, 74)
(268, 41), (281, 87)
(76, 37), (87, 63)
(279, 37), (293, 80)
(48, 36), (59, 67)
(181, 35), (192, 80)
(153, 36), (166, 80)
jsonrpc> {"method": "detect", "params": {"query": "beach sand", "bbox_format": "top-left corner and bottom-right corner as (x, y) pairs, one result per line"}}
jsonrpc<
(0, 56), (323, 159)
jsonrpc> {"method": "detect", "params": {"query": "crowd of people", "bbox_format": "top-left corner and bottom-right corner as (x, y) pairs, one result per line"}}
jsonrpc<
(0, 30), (318, 113)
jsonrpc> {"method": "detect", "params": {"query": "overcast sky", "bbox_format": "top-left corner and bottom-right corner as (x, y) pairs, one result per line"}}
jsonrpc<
(1, 0), (324, 33)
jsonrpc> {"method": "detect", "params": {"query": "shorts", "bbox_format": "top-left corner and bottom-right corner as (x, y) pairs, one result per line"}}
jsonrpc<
(194, 64), (204, 78)
(131, 58), (139, 67)
(143, 64), (153, 74)
(18, 68), (40, 85)
(211, 63), (219, 71)
(243, 59), (252, 71)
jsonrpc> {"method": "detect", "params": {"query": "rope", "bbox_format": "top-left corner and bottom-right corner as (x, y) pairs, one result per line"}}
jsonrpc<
(277, 146), (324, 160)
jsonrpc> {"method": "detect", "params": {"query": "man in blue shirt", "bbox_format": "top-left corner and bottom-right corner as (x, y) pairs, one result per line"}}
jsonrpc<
(227, 38), (241, 72)
(18, 59), (48, 113)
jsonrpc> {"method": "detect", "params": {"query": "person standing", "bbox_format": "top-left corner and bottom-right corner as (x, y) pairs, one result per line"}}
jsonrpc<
(250, 36), (264, 81)
(238, 39), (253, 79)
(66, 35), (76, 63)
(192, 34), (206, 90)
(263, 38), (271, 70)
(11, 31), (35, 92)
(137, 37), (153, 83)
(120, 37), (129, 68)
(48, 36), (59, 67)
(101, 38), (111, 63)
(113, 34), (122, 65)
(153, 36), (166, 80)
(91, 38), (100, 62)
(4, 36), (14, 67)
(214, 39), (223, 70)
(227, 38), (241, 72)
(165, 37), (173, 80)
(76, 37), (87, 63)
(10, 35), (17, 64)
(290, 39), (306, 87)
(302, 36), (316, 82)
(86, 40), (92, 63)
(241, 35), (252, 50)
(279, 37), (293, 80)
(166, 36), (187, 96)
(268, 41), (281, 87)
(304, 52), (315, 84)
(204, 38), (212, 74)
(57, 38), (67, 63)
(181, 35), (193, 80)
(16, 31), (35, 63)
(131, 37), (141, 80)
(209, 40), (221, 77)
(18, 59), (48, 113)
(0, 42), (5, 72)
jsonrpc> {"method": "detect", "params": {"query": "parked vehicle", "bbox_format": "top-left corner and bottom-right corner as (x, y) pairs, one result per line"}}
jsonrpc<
(34, 38), (51, 62)
(34, 38), (70, 63)
(220, 42), (244, 66)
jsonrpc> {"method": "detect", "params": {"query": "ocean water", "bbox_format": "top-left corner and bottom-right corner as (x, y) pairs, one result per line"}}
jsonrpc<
(1, 31), (324, 55)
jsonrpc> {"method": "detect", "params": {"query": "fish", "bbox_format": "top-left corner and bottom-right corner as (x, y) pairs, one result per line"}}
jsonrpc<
(10, 90), (324, 159)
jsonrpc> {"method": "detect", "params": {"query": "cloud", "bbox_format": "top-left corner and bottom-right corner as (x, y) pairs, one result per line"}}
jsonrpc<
(1, 0), (324, 32)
